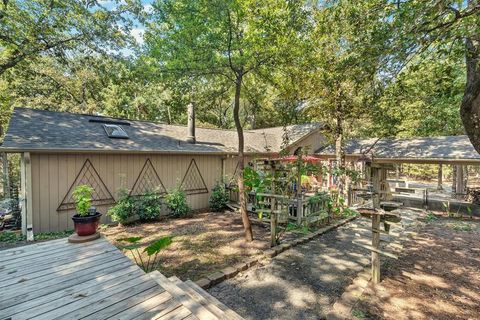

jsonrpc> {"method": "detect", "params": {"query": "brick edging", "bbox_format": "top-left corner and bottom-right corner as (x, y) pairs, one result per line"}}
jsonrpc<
(195, 216), (358, 289)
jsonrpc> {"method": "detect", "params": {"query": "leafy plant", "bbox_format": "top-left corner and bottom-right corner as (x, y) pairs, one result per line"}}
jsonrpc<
(426, 211), (438, 222)
(117, 236), (173, 273)
(72, 185), (94, 216)
(0, 231), (24, 243)
(466, 206), (473, 219)
(244, 166), (268, 193)
(136, 191), (162, 221)
(108, 189), (136, 223)
(307, 192), (332, 205)
(342, 208), (358, 218)
(209, 183), (229, 212)
(165, 187), (191, 217)
(109, 189), (163, 223)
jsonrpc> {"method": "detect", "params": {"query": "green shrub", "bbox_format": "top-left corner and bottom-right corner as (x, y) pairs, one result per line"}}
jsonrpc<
(108, 190), (136, 223)
(209, 183), (229, 211)
(72, 185), (94, 216)
(165, 187), (191, 217)
(136, 191), (162, 221)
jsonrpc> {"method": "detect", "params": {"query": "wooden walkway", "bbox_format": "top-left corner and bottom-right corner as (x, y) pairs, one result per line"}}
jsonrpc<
(0, 237), (242, 320)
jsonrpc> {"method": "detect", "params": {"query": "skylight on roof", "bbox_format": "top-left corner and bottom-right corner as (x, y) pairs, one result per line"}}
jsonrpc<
(103, 124), (129, 139)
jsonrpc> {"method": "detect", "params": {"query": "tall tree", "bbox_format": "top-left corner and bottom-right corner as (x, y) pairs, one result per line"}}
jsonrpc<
(385, 0), (480, 150)
(0, 0), (142, 75)
(145, 0), (305, 241)
(301, 1), (390, 194)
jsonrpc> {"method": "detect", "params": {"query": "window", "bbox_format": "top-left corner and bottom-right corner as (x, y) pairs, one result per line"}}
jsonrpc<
(103, 124), (129, 139)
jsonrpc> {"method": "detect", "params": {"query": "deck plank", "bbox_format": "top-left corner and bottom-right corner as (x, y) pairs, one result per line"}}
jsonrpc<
(50, 277), (160, 320)
(115, 292), (179, 320)
(157, 305), (193, 320)
(80, 286), (168, 320)
(0, 238), (105, 264)
(0, 264), (140, 318)
(0, 258), (132, 309)
(30, 274), (154, 320)
(0, 237), (241, 320)
(0, 241), (117, 282)
(1, 251), (126, 290)
(10, 268), (146, 319)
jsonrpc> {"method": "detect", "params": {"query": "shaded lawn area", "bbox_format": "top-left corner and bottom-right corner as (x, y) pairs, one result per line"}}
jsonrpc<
(353, 213), (480, 320)
(102, 211), (306, 281)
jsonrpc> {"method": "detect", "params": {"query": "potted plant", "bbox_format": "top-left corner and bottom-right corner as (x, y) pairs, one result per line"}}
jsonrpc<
(71, 185), (102, 236)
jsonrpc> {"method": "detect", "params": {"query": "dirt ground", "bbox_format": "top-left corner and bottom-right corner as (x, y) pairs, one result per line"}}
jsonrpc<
(102, 211), (304, 281)
(354, 213), (480, 320)
(208, 217), (379, 320)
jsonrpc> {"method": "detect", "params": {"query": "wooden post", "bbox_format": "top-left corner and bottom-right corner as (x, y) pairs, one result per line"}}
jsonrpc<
(1, 152), (10, 198)
(297, 196), (303, 225)
(21, 152), (34, 241)
(456, 165), (464, 196)
(296, 160), (304, 225)
(371, 167), (380, 209)
(20, 154), (27, 235)
(270, 162), (277, 247)
(452, 164), (457, 194)
(437, 164), (443, 190)
(370, 164), (381, 284)
(371, 213), (381, 284)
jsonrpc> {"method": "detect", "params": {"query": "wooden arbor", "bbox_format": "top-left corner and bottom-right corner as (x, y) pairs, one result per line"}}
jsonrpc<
(253, 158), (332, 247)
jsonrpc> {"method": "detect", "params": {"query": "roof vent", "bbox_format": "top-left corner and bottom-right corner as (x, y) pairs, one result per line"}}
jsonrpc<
(103, 124), (129, 139)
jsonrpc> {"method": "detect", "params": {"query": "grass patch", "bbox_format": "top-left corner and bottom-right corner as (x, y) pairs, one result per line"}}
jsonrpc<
(0, 229), (73, 245)
(452, 222), (474, 232)
(351, 309), (367, 319)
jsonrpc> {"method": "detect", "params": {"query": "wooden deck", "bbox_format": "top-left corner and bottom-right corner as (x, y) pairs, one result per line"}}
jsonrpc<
(0, 237), (242, 320)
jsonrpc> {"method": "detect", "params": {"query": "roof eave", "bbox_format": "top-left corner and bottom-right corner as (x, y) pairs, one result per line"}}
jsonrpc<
(0, 147), (279, 156)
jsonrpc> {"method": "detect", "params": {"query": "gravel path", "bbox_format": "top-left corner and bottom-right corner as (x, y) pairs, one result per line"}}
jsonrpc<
(208, 218), (377, 320)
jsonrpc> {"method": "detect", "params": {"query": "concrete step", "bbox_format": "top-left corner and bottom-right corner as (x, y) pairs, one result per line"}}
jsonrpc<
(149, 271), (218, 320)
(183, 279), (243, 320)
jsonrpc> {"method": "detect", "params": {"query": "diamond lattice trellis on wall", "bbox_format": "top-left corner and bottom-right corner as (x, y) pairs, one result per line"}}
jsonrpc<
(180, 159), (209, 195)
(57, 159), (115, 211)
(130, 159), (167, 196)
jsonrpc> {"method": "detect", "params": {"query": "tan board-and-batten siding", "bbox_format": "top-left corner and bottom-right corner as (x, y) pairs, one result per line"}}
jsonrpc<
(30, 153), (240, 233)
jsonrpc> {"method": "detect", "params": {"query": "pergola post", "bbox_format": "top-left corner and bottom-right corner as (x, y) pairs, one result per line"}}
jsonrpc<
(437, 164), (443, 190)
(1, 152), (10, 198)
(456, 165), (465, 196)
(20, 152), (34, 240)
(452, 164), (457, 194)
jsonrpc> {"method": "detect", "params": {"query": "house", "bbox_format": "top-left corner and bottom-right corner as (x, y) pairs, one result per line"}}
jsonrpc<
(1, 107), (325, 235)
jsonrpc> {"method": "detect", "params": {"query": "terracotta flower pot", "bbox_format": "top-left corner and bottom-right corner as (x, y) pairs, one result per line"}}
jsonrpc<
(72, 212), (102, 236)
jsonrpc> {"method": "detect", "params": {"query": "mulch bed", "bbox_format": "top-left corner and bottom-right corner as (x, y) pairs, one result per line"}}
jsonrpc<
(102, 211), (313, 281)
(353, 213), (480, 320)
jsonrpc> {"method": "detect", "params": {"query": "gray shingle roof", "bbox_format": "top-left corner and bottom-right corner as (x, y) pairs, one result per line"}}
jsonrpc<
(1, 108), (321, 154)
(316, 136), (480, 161)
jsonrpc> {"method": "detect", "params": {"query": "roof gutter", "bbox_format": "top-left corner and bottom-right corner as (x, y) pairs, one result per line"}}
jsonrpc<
(316, 153), (480, 164)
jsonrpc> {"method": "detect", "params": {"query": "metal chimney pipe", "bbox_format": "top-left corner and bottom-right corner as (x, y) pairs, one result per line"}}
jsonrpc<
(187, 103), (196, 144)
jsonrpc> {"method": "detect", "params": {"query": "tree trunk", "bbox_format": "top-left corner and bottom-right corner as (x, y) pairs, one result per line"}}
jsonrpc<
(334, 105), (345, 197)
(437, 164), (443, 190)
(461, 37), (480, 154)
(233, 74), (253, 242)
